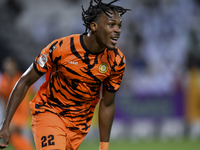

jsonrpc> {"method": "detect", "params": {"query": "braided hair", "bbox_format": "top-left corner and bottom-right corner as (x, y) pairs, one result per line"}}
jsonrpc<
(82, 0), (131, 32)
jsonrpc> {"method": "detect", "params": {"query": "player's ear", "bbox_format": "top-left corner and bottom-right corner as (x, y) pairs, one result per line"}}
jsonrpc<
(90, 22), (98, 32)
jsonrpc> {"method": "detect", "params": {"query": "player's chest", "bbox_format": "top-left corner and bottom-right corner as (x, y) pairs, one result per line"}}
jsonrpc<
(58, 53), (112, 82)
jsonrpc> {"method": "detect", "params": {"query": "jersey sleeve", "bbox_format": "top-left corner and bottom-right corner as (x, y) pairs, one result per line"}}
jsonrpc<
(103, 51), (126, 92)
(33, 39), (62, 76)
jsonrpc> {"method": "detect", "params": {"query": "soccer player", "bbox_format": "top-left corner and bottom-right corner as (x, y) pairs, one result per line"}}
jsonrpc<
(0, 0), (130, 149)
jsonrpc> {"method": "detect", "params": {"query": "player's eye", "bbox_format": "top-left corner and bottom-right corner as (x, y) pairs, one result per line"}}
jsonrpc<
(118, 24), (122, 29)
(109, 23), (115, 27)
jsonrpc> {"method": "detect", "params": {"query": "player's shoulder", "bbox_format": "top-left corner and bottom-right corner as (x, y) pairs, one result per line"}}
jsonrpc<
(113, 47), (126, 67)
(57, 34), (82, 45)
(113, 47), (126, 60)
(115, 47), (125, 56)
(47, 34), (81, 50)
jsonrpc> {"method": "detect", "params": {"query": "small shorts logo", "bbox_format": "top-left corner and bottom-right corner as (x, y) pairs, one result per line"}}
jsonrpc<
(98, 63), (108, 73)
(38, 54), (47, 68)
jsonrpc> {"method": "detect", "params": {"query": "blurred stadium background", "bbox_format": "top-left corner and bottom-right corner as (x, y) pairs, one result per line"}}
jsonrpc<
(1, 0), (200, 149)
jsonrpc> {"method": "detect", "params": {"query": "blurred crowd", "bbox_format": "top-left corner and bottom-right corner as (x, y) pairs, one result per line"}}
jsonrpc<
(1, 0), (200, 145)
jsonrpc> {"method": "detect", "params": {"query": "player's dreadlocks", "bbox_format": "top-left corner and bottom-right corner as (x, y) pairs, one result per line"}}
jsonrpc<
(82, 0), (131, 32)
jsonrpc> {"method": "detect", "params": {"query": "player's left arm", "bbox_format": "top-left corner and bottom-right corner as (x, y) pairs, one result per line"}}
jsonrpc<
(98, 85), (116, 150)
(99, 49), (126, 150)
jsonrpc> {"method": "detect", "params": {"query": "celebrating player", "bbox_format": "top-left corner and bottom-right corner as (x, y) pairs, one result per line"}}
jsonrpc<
(0, 0), (130, 149)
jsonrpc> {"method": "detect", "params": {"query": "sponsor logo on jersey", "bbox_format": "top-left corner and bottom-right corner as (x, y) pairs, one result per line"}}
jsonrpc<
(68, 61), (78, 65)
(38, 54), (47, 67)
(98, 63), (108, 73)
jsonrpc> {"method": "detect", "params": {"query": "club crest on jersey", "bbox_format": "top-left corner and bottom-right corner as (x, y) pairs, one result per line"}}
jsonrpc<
(98, 63), (108, 74)
(38, 54), (47, 68)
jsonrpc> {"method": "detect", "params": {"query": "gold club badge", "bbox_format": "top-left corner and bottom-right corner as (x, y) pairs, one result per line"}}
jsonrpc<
(99, 63), (108, 73)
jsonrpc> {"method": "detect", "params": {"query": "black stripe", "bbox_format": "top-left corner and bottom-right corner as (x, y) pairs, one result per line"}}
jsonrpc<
(59, 40), (63, 47)
(49, 41), (58, 60)
(64, 66), (81, 76)
(70, 37), (82, 60)
(119, 55), (125, 67)
(53, 56), (61, 64)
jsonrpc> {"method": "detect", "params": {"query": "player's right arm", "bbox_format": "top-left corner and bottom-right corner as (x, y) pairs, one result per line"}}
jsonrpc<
(0, 64), (41, 149)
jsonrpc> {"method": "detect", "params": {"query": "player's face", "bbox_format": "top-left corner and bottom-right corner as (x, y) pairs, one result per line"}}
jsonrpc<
(95, 10), (122, 50)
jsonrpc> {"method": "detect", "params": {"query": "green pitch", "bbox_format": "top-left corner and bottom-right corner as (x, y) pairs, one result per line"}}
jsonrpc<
(79, 139), (200, 150)
(6, 139), (200, 150)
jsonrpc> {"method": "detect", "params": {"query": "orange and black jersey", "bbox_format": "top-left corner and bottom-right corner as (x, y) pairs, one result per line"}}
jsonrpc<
(30, 33), (126, 133)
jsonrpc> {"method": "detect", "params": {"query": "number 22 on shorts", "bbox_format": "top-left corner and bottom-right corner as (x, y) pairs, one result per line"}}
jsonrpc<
(41, 135), (55, 148)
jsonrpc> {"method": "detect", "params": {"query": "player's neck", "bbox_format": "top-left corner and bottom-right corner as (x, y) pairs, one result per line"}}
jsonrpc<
(83, 32), (105, 54)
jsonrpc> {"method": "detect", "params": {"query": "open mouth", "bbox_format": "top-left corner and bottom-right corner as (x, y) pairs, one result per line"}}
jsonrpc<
(111, 37), (119, 45)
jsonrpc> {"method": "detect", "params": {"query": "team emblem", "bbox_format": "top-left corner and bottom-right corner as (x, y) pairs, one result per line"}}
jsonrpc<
(98, 63), (108, 73)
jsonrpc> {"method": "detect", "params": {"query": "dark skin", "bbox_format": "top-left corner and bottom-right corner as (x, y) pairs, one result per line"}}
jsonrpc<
(0, 10), (122, 148)
(83, 10), (122, 52)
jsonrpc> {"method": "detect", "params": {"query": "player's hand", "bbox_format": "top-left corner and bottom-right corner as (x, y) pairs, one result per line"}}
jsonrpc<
(0, 126), (10, 149)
